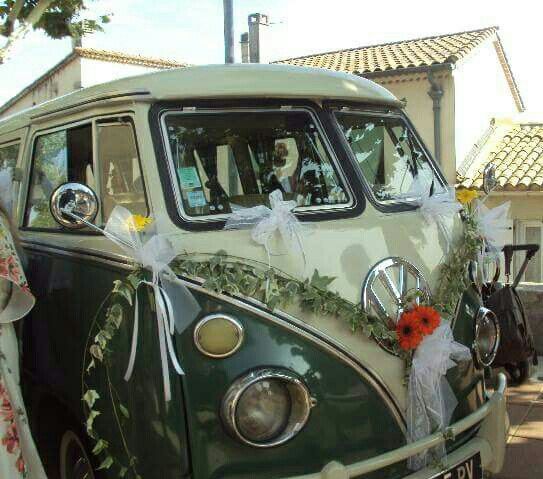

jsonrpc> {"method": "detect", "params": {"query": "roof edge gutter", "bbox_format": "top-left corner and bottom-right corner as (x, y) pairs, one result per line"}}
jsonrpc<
(360, 63), (453, 80)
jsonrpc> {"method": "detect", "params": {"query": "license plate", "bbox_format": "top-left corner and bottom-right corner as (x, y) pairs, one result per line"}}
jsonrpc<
(434, 453), (482, 479)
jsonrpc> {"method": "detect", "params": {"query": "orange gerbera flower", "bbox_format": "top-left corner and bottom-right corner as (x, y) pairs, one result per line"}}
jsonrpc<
(396, 311), (424, 351)
(411, 305), (441, 336)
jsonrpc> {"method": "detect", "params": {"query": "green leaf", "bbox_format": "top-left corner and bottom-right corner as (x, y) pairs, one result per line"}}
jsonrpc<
(309, 270), (336, 291)
(97, 455), (114, 470)
(89, 345), (103, 362)
(95, 331), (108, 349)
(127, 273), (142, 291)
(112, 280), (134, 306)
(92, 439), (109, 455)
(107, 303), (123, 325)
(86, 410), (100, 434)
(83, 389), (100, 409)
(118, 466), (128, 478)
(119, 404), (130, 419)
(86, 359), (96, 374)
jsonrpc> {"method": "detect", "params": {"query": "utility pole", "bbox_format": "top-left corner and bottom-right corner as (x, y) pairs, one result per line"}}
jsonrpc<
(223, 0), (235, 64)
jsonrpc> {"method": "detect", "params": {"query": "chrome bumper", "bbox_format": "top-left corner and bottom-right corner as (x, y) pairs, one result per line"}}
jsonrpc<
(286, 373), (508, 479)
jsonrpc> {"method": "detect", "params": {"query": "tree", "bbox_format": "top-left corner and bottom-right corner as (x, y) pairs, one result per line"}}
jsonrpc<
(0, 0), (110, 64)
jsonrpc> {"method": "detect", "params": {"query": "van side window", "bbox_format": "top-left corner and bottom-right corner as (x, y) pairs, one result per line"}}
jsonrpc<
(0, 142), (20, 217)
(163, 110), (349, 217)
(0, 143), (19, 169)
(25, 125), (93, 229)
(97, 121), (146, 219)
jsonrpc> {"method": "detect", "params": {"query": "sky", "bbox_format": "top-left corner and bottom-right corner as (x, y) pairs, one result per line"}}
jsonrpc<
(1, 0), (542, 114)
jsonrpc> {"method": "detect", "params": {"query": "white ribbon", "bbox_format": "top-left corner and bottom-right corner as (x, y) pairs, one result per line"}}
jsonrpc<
(411, 178), (462, 251)
(225, 189), (306, 268)
(407, 323), (471, 470)
(475, 200), (511, 251)
(62, 204), (199, 402)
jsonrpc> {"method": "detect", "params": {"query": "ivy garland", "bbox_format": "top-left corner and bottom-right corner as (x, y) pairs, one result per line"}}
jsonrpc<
(81, 204), (483, 477)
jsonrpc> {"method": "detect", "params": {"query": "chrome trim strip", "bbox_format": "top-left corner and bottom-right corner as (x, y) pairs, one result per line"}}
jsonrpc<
(193, 314), (244, 358)
(20, 240), (406, 433)
(473, 307), (500, 368)
(221, 368), (313, 448)
(158, 106), (356, 224)
(20, 240), (134, 271)
(282, 373), (506, 479)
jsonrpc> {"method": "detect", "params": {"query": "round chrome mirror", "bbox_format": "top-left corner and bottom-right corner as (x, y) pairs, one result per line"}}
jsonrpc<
(482, 163), (497, 195)
(50, 182), (98, 229)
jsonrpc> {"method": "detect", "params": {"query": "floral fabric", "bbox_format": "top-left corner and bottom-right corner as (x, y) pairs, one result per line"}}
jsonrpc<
(0, 215), (34, 324)
(0, 214), (45, 478)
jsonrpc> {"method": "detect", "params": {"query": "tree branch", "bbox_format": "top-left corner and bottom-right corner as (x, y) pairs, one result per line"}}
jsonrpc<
(0, 0), (54, 64)
(7, 0), (25, 25)
(3, 0), (25, 36)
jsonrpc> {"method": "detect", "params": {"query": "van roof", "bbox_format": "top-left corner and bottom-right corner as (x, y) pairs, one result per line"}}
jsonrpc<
(0, 64), (401, 133)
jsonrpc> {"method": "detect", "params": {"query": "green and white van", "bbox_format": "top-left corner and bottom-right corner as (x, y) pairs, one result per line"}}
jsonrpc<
(0, 64), (506, 479)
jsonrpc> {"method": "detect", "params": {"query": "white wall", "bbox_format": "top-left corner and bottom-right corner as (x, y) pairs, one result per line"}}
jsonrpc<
(454, 37), (519, 167)
(1, 57), (82, 117)
(80, 58), (167, 88)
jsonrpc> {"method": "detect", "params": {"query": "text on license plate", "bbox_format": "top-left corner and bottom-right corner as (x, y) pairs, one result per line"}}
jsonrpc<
(435, 453), (482, 479)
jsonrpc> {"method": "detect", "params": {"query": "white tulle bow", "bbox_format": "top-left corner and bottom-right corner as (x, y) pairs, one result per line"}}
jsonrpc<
(412, 179), (462, 250)
(62, 204), (200, 402)
(407, 323), (471, 470)
(225, 189), (306, 266)
(475, 200), (511, 250)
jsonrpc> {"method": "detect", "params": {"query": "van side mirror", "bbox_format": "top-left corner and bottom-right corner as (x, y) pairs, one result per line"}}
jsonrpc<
(482, 163), (497, 195)
(50, 182), (99, 229)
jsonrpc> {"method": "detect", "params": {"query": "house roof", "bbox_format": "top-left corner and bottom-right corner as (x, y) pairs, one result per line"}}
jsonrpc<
(74, 47), (188, 69)
(274, 26), (524, 111)
(0, 48), (187, 116)
(459, 120), (543, 191)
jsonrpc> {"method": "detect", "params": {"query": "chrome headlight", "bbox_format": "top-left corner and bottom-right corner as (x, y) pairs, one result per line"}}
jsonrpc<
(221, 369), (313, 447)
(474, 307), (500, 367)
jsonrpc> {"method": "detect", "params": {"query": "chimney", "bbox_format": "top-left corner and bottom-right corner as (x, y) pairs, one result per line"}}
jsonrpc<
(240, 32), (250, 63)
(248, 13), (270, 63)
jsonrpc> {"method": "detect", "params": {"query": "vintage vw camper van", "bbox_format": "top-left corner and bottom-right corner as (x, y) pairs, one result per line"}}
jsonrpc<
(0, 64), (506, 479)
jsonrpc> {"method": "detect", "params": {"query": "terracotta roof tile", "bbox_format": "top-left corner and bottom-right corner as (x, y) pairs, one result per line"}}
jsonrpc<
(459, 123), (543, 191)
(274, 27), (497, 74)
(274, 27), (525, 112)
(74, 47), (188, 69)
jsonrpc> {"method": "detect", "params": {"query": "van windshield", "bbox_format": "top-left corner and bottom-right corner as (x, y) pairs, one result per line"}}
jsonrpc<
(334, 112), (445, 202)
(162, 110), (349, 217)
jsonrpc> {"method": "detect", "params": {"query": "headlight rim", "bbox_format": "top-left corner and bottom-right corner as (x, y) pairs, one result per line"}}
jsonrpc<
(473, 306), (500, 367)
(221, 368), (313, 448)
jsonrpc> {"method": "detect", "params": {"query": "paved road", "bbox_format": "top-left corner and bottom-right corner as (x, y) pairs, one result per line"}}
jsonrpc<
(495, 362), (543, 478)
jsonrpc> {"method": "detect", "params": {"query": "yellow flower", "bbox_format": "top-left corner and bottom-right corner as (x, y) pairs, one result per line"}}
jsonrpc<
(456, 188), (478, 205)
(126, 214), (153, 232)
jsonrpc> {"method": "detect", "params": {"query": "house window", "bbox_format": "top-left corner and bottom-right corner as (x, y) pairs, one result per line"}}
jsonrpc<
(518, 221), (543, 283)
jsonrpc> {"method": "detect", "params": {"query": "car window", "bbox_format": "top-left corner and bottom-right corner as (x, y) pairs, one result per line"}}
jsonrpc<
(0, 142), (20, 217)
(25, 125), (93, 229)
(334, 113), (444, 203)
(163, 110), (349, 217)
(0, 143), (19, 169)
(97, 121), (147, 219)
